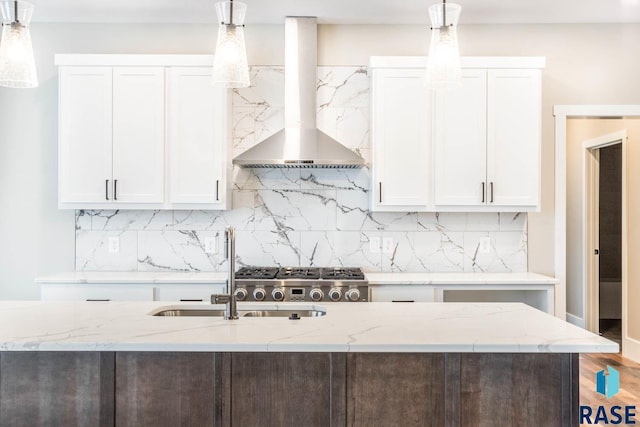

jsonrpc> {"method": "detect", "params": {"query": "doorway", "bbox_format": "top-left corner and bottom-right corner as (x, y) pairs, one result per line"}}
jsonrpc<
(583, 131), (626, 349)
(554, 105), (640, 363)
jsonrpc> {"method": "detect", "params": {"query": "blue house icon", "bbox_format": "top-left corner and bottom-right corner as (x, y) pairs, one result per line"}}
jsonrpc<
(596, 365), (620, 398)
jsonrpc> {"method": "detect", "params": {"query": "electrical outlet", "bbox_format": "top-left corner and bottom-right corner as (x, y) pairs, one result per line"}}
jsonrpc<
(369, 236), (381, 253)
(382, 237), (394, 254)
(205, 237), (217, 254)
(479, 236), (491, 254)
(108, 236), (120, 254)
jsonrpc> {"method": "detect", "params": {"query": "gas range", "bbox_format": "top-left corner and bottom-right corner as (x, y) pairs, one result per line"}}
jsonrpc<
(234, 267), (369, 302)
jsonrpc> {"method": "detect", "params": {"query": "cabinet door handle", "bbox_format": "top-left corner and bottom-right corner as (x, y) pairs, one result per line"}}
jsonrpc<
(379, 182), (382, 203)
(490, 182), (494, 203)
(180, 299), (203, 302)
(481, 182), (485, 203)
(392, 300), (415, 303)
(105, 179), (110, 200)
(216, 180), (219, 201)
(86, 299), (110, 302)
(114, 180), (118, 201)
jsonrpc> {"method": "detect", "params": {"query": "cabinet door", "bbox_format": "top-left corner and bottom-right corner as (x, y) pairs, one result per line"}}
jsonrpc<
(112, 67), (165, 204)
(487, 69), (541, 207)
(59, 67), (113, 204)
(116, 353), (219, 427)
(434, 69), (487, 206)
(0, 352), (114, 426)
(166, 67), (228, 206)
(371, 69), (433, 211)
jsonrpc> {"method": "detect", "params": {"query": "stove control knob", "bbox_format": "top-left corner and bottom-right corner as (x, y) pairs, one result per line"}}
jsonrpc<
(328, 287), (342, 302)
(234, 287), (248, 301)
(272, 287), (286, 302)
(346, 288), (361, 302)
(253, 287), (266, 301)
(309, 288), (324, 302)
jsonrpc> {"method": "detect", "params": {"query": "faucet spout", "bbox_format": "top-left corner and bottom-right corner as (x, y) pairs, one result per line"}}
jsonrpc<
(211, 227), (238, 320)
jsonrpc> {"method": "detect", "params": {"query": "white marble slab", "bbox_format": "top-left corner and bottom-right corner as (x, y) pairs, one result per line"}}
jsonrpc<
(0, 301), (615, 353)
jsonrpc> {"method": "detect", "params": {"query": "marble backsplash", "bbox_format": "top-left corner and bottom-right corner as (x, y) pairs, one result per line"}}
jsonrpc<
(75, 66), (527, 273)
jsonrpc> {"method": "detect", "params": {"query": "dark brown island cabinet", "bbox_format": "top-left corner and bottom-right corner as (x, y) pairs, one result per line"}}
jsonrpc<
(0, 351), (577, 427)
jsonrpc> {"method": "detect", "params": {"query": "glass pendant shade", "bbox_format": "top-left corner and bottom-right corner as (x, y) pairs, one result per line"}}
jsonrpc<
(212, 1), (249, 88)
(0, 1), (37, 88)
(426, 2), (461, 89)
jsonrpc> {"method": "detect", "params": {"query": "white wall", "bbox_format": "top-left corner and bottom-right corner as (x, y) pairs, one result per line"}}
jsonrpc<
(3, 22), (640, 299)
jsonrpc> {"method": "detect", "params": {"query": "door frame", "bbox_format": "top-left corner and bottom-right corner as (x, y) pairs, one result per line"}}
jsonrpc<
(554, 105), (638, 361)
(582, 131), (627, 335)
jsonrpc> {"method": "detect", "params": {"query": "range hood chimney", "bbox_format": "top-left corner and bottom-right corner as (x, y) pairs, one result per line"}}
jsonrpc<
(232, 17), (365, 169)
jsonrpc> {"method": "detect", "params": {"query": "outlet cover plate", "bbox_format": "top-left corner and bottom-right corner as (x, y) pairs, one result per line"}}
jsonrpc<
(369, 236), (381, 253)
(205, 237), (217, 254)
(108, 236), (120, 254)
(479, 237), (491, 254)
(382, 237), (394, 254)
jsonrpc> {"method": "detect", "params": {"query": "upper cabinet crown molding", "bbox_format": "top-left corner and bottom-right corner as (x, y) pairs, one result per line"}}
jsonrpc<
(57, 54), (231, 210)
(369, 56), (546, 69)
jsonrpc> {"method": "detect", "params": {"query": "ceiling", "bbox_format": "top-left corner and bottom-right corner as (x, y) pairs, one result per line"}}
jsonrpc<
(27, 0), (640, 24)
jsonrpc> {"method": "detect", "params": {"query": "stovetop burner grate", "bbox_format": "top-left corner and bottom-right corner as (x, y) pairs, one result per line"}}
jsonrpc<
(235, 267), (278, 279)
(236, 266), (365, 281)
(276, 267), (321, 280)
(320, 267), (365, 280)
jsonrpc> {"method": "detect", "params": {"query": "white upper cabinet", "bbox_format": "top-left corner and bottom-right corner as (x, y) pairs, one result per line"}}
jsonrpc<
(434, 69), (487, 206)
(56, 55), (231, 210)
(434, 67), (541, 211)
(59, 67), (113, 204)
(371, 67), (433, 212)
(370, 56), (544, 212)
(166, 67), (230, 208)
(486, 69), (540, 207)
(112, 67), (165, 204)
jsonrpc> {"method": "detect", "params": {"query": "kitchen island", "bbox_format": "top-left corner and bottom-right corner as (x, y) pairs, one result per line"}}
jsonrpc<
(0, 301), (616, 426)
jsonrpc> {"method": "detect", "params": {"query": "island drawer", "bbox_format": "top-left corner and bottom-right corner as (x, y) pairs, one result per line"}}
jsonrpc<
(154, 284), (226, 302)
(40, 284), (153, 301)
(370, 285), (437, 302)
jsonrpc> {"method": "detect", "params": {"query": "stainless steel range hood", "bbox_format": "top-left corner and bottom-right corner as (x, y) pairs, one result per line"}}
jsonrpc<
(233, 17), (365, 169)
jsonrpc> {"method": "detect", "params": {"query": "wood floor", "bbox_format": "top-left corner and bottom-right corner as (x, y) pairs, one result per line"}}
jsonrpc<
(579, 323), (640, 425)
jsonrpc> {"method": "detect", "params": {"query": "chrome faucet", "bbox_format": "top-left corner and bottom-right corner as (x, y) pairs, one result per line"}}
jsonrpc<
(211, 227), (238, 320)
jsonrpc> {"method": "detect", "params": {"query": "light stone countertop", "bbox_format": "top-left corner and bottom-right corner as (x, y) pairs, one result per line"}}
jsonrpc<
(35, 271), (557, 286)
(35, 271), (228, 284)
(0, 301), (616, 353)
(364, 272), (559, 285)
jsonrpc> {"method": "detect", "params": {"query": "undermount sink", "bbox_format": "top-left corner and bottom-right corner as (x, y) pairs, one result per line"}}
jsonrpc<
(241, 310), (325, 318)
(153, 309), (227, 317)
(150, 305), (326, 318)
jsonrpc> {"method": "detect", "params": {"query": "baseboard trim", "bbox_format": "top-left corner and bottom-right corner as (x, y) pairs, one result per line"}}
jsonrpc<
(623, 335), (640, 363)
(566, 313), (585, 328)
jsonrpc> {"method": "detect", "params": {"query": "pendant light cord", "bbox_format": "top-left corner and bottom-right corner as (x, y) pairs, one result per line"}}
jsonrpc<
(14, 0), (19, 24)
(230, 0), (234, 25)
(442, 0), (447, 27)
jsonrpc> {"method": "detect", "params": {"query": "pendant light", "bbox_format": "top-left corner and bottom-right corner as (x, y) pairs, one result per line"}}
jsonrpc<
(0, 0), (37, 88)
(212, 0), (250, 88)
(426, 0), (461, 89)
